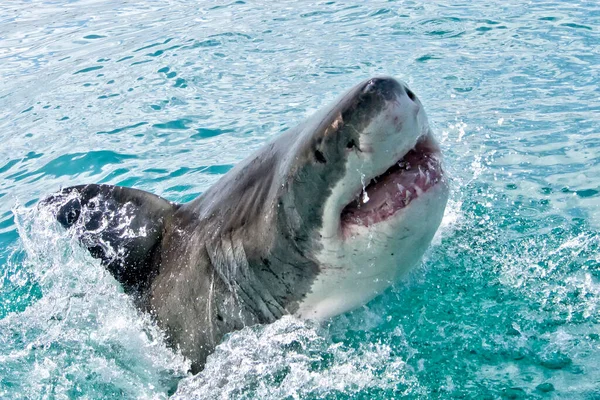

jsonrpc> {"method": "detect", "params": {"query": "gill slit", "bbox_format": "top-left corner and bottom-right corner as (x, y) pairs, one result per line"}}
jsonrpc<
(207, 268), (215, 345)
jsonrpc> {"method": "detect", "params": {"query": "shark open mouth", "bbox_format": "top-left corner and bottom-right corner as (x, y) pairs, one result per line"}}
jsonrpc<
(340, 134), (443, 228)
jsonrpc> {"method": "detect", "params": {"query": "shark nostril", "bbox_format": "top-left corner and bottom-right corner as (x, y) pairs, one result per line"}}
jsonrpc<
(406, 88), (416, 102)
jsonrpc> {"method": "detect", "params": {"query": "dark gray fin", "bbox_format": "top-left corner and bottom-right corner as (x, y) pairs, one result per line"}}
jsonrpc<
(41, 184), (178, 295)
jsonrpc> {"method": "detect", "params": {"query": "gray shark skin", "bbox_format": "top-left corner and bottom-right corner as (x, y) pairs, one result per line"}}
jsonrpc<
(41, 77), (449, 373)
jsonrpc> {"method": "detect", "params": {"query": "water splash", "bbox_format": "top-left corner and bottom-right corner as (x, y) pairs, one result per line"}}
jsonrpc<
(0, 204), (188, 398)
(173, 316), (424, 399)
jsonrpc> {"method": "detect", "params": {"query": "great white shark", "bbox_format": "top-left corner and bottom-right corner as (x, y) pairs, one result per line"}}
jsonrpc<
(42, 76), (449, 373)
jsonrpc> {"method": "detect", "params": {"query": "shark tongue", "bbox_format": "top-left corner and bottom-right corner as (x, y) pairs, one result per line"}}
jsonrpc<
(341, 137), (443, 227)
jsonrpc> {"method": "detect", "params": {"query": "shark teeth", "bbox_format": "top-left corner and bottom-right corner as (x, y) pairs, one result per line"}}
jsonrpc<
(341, 135), (444, 227)
(403, 191), (411, 206)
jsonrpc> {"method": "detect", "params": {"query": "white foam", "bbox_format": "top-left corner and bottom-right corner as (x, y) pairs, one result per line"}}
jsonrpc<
(173, 316), (424, 399)
(1, 203), (189, 398)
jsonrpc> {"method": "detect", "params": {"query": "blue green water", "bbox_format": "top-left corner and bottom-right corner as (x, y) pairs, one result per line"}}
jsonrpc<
(1, 0), (599, 398)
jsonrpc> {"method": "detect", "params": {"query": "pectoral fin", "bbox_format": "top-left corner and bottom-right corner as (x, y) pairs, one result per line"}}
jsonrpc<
(41, 184), (178, 294)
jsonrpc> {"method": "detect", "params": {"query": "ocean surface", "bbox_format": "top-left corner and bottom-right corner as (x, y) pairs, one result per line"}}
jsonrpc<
(1, 0), (599, 398)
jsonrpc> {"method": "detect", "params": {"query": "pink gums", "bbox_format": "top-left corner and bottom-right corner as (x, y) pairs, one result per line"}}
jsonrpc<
(341, 136), (443, 228)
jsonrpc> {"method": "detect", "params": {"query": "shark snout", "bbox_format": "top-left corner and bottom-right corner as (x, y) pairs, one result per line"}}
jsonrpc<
(362, 76), (420, 110)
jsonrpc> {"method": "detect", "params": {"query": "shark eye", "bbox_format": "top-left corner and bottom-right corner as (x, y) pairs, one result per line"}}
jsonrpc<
(314, 149), (326, 163)
(346, 139), (357, 149)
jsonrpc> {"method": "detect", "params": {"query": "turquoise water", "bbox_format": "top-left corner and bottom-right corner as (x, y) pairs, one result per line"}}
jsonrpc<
(1, 0), (599, 398)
